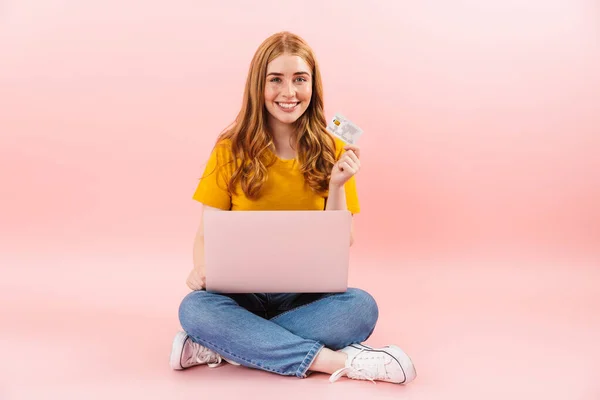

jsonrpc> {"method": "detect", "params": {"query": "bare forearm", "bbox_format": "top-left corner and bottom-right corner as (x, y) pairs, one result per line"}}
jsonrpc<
(325, 184), (355, 245)
(188, 232), (206, 290)
(325, 184), (347, 211)
(193, 205), (218, 271)
(192, 234), (205, 271)
(188, 205), (218, 290)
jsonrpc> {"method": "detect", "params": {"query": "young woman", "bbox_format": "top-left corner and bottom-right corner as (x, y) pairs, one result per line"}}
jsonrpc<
(170, 31), (417, 384)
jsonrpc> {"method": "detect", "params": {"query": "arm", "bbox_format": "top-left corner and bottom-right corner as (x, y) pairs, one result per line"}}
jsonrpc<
(187, 204), (221, 290)
(325, 184), (355, 246)
(326, 143), (361, 247)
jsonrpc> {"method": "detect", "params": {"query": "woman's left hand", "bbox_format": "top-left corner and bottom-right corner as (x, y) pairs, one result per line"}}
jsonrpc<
(329, 144), (361, 189)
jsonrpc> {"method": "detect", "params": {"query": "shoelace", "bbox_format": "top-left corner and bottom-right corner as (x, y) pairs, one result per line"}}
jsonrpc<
(330, 366), (378, 384)
(329, 350), (390, 384)
(187, 341), (224, 368)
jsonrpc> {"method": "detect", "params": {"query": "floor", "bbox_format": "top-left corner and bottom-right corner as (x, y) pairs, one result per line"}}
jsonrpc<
(2, 252), (599, 400)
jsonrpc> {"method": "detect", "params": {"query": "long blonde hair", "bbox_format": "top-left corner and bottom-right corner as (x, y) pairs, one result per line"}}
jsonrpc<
(213, 31), (336, 200)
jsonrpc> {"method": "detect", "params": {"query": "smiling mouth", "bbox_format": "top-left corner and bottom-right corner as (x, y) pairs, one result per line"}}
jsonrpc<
(276, 102), (300, 111)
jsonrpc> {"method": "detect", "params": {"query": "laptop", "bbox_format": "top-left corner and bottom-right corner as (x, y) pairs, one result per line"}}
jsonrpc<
(203, 210), (352, 293)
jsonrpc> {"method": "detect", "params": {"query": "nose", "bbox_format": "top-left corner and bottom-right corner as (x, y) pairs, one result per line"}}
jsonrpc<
(283, 81), (296, 98)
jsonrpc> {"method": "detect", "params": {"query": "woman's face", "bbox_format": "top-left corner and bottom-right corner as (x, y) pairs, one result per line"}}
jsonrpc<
(264, 54), (312, 126)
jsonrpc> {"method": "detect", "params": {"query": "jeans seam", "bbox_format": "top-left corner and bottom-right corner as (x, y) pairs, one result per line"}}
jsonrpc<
(296, 342), (325, 378)
(188, 334), (321, 378)
(269, 294), (334, 322)
(188, 334), (297, 376)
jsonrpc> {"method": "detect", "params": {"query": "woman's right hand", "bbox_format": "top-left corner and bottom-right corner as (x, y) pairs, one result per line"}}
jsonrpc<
(186, 267), (206, 291)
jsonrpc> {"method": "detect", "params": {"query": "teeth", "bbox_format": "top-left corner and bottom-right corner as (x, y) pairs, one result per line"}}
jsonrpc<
(278, 102), (298, 109)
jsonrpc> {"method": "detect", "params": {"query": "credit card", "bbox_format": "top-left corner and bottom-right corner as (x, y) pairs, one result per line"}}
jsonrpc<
(326, 113), (364, 145)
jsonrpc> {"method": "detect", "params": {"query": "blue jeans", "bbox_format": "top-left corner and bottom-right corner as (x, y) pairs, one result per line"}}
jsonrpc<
(178, 288), (379, 378)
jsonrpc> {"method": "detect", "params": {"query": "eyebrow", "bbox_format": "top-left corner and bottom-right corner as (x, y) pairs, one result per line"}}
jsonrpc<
(266, 71), (310, 77)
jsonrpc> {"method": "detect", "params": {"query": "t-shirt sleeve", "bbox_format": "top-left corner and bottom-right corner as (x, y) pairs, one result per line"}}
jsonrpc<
(192, 141), (233, 210)
(333, 137), (361, 214)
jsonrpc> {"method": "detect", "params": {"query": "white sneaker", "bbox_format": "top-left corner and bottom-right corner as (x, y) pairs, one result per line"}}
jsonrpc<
(330, 343), (417, 384)
(170, 331), (240, 370)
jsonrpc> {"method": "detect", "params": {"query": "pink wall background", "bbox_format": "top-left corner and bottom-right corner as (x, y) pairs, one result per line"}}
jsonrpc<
(1, 2), (599, 399)
(1, 0), (599, 264)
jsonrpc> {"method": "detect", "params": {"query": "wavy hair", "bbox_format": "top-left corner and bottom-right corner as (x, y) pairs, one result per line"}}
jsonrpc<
(213, 31), (336, 200)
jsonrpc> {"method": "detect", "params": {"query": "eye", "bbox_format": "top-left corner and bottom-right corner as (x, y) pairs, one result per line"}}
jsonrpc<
(295, 77), (307, 82)
(269, 77), (281, 83)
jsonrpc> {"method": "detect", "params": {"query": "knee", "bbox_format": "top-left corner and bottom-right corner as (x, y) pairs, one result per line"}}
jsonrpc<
(178, 290), (222, 337)
(318, 288), (379, 349)
(345, 288), (379, 332)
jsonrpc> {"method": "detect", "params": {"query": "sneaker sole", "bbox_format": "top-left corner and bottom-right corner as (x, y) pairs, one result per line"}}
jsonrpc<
(170, 331), (189, 370)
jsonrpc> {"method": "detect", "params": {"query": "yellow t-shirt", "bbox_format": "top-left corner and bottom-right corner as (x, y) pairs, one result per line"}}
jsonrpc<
(192, 136), (360, 214)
